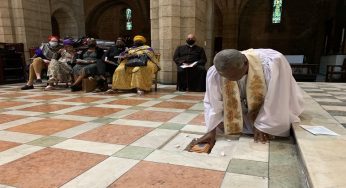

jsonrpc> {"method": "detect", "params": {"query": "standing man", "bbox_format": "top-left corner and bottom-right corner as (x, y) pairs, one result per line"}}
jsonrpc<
(173, 34), (207, 92)
(188, 49), (304, 153)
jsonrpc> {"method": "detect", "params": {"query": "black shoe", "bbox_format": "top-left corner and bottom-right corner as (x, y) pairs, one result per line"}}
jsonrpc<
(70, 85), (82, 92)
(35, 79), (42, 84)
(21, 85), (34, 90)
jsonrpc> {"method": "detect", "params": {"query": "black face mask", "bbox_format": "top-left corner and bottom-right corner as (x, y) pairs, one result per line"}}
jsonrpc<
(186, 39), (195, 45)
(134, 42), (144, 47)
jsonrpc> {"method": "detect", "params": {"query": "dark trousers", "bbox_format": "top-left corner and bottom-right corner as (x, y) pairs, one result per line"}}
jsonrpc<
(177, 65), (206, 92)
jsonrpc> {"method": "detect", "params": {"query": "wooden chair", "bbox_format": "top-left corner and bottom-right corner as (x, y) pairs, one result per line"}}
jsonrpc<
(325, 60), (346, 82)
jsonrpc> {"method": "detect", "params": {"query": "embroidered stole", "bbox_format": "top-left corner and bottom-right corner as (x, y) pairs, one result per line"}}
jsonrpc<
(222, 49), (267, 135)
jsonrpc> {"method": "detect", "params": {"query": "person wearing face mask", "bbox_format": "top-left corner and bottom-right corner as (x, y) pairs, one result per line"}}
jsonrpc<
(70, 38), (104, 92)
(173, 34), (207, 92)
(21, 36), (62, 90)
(44, 38), (76, 90)
(107, 35), (159, 95)
(101, 37), (127, 78)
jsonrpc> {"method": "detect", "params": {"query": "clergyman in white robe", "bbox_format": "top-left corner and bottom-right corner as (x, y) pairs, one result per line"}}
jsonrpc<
(204, 49), (304, 137)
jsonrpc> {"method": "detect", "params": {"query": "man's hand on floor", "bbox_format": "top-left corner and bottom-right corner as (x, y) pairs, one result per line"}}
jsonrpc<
(254, 127), (271, 144)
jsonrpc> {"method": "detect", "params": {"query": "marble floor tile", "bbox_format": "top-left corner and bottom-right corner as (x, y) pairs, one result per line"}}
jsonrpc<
(26, 94), (66, 100)
(137, 100), (162, 107)
(161, 133), (202, 152)
(209, 137), (238, 158)
(107, 98), (149, 106)
(158, 123), (186, 130)
(6, 119), (83, 136)
(131, 129), (178, 149)
(62, 157), (139, 188)
(110, 119), (163, 128)
(232, 137), (269, 162)
(1, 110), (45, 116)
(0, 144), (44, 165)
(94, 104), (131, 109)
(334, 116), (346, 124)
(113, 146), (154, 160)
(168, 113), (198, 124)
(0, 140), (20, 152)
(221, 173), (268, 188)
(0, 131), (43, 143)
(63, 96), (105, 103)
(322, 105), (346, 112)
(0, 101), (28, 109)
(5, 102), (43, 110)
(105, 109), (138, 118)
(20, 104), (73, 113)
(74, 124), (152, 145)
(158, 94), (177, 100)
(109, 161), (224, 188)
(52, 139), (124, 155)
(51, 114), (98, 122)
(0, 184), (15, 188)
(227, 159), (268, 178)
(52, 122), (104, 138)
(51, 106), (89, 114)
(145, 150), (231, 171)
(153, 101), (195, 109)
(145, 107), (185, 113)
(188, 113), (205, 126)
(28, 136), (67, 147)
(314, 98), (342, 103)
(171, 95), (205, 101)
(189, 103), (205, 110)
(123, 110), (178, 122)
(181, 124), (207, 134)
(0, 114), (26, 124)
(67, 107), (123, 117)
(308, 93), (333, 97)
(0, 148), (106, 188)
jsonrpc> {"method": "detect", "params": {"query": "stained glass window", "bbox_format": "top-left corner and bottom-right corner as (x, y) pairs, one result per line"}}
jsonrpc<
(125, 8), (132, 30)
(272, 0), (282, 24)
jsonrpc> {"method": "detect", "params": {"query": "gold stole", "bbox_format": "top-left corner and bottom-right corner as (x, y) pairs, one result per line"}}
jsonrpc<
(222, 49), (267, 135)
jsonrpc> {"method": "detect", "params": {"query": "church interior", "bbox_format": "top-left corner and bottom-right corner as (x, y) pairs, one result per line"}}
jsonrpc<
(0, 0), (345, 187)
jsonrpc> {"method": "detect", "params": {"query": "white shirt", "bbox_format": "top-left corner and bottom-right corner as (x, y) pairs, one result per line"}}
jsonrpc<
(204, 49), (304, 136)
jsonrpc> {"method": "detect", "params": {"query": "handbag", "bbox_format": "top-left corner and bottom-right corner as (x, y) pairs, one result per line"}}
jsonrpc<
(126, 54), (148, 67)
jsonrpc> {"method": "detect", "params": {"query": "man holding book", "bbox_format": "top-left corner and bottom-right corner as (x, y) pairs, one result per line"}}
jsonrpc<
(173, 34), (207, 92)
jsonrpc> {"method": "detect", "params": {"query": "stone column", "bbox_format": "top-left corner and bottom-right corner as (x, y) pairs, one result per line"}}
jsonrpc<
(151, 0), (209, 84)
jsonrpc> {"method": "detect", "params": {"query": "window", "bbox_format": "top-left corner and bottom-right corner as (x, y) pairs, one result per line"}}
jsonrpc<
(272, 0), (282, 24)
(125, 8), (132, 30)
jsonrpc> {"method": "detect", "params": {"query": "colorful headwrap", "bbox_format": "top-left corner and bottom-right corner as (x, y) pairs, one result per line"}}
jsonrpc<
(63, 39), (74, 46)
(133, 35), (146, 43)
(48, 35), (59, 42)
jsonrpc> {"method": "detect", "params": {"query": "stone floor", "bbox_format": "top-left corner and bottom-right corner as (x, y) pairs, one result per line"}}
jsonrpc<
(2, 82), (343, 188)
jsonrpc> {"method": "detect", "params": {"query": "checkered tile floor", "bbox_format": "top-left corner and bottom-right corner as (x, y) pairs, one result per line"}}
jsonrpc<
(0, 83), (309, 188)
(298, 82), (346, 129)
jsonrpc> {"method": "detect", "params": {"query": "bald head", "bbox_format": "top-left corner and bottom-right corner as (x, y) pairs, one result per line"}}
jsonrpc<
(187, 34), (196, 40)
(214, 49), (248, 81)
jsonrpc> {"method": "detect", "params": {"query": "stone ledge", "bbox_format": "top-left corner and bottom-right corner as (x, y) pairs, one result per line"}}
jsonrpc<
(293, 91), (346, 188)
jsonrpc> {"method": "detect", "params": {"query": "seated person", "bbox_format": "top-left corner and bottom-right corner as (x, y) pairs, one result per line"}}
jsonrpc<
(45, 39), (76, 90)
(21, 36), (61, 90)
(108, 35), (159, 95)
(70, 38), (104, 92)
(101, 37), (127, 79)
(173, 33), (207, 92)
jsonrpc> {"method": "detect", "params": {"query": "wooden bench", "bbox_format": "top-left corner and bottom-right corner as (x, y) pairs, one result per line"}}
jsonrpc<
(325, 61), (346, 82)
(290, 64), (318, 82)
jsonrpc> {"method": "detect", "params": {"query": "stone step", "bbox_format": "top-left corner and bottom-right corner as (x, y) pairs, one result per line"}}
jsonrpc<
(293, 91), (346, 188)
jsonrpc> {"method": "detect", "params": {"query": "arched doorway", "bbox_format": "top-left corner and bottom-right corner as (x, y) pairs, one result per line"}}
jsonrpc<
(85, 0), (150, 44)
(51, 8), (79, 38)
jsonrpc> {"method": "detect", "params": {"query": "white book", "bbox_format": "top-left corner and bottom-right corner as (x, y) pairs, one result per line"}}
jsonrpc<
(180, 61), (198, 69)
(300, 125), (339, 136)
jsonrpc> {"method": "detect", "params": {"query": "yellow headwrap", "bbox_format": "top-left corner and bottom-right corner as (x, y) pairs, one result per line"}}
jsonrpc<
(133, 35), (146, 43)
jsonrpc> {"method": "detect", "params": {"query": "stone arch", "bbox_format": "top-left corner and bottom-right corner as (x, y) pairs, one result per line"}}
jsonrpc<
(51, 7), (79, 38)
(85, 0), (150, 43)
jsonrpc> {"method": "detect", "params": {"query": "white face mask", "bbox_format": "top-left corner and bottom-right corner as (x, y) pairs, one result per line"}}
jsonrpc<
(49, 41), (58, 47)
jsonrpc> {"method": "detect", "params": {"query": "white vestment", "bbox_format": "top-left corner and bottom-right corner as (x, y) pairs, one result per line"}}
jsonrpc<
(204, 49), (304, 136)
